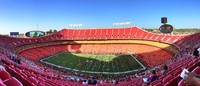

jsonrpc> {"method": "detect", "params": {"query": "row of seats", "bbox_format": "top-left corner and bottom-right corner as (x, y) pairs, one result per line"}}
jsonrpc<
(0, 77), (23, 86)
(55, 27), (185, 44)
(1, 54), (76, 86)
(0, 27), (188, 50)
(0, 59), (23, 86)
(19, 45), (68, 60)
(149, 56), (200, 86)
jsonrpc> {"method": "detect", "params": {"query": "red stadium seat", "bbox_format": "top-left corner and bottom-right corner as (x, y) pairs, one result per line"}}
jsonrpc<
(0, 79), (6, 86)
(178, 79), (186, 86)
(150, 80), (161, 86)
(162, 74), (173, 84)
(28, 77), (38, 85)
(192, 66), (200, 74)
(154, 82), (163, 86)
(113, 28), (119, 39)
(107, 29), (113, 39)
(3, 77), (23, 86)
(124, 28), (131, 39)
(37, 77), (45, 82)
(0, 70), (11, 81)
(38, 82), (52, 86)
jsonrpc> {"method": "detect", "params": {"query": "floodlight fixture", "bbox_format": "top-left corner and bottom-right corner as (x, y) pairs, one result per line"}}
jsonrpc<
(112, 22), (131, 27)
(125, 22), (131, 25)
(68, 23), (85, 29)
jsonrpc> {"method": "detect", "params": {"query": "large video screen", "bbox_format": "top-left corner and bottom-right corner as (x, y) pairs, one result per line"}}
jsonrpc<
(10, 32), (19, 36)
(25, 31), (45, 37)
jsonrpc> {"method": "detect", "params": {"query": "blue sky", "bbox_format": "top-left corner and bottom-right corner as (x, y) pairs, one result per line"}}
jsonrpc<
(0, 0), (200, 34)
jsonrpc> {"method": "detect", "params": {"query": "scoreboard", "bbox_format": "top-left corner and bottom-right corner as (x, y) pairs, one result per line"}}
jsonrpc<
(25, 31), (45, 37)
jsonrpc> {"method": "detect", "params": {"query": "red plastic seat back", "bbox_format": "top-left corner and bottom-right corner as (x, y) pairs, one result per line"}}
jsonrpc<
(0, 70), (11, 80)
(3, 77), (23, 86)
(192, 67), (200, 74)
(162, 75), (173, 84)
(28, 77), (38, 85)
(178, 79), (186, 86)
(0, 79), (6, 86)
(154, 82), (163, 86)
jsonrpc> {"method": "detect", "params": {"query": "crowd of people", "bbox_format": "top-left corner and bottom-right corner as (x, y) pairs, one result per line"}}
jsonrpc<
(10, 55), (21, 64)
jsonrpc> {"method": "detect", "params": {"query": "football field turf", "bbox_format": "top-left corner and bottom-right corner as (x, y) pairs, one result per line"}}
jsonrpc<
(42, 53), (143, 74)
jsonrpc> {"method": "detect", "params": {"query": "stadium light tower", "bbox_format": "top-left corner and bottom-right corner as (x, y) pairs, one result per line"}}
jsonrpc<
(68, 24), (85, 29)
(113, 22), (131, 27)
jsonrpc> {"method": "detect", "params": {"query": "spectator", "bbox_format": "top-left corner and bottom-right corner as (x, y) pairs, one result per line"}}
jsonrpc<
(143, 70), (158, 83)
(112, 79), (116, 84)
(193, 48), (199, 58)
(82, 80), (88, 84)
(16, 57), (21, 64)
(10, 56), (15, 62)
(160, 65), (168, 75)
(0, 65), (5, 71)
(184, 72), (200, 86)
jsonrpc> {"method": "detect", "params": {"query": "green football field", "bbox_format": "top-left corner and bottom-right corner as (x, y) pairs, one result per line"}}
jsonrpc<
(42, 53), (143, 73)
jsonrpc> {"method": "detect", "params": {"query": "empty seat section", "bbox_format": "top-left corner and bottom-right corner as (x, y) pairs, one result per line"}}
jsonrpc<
(86, 29), (91, 40)
(107, 29), (113, 39)
(95, 29), (101, 39)
(145, 33), (154, 40)
(156, 35), (165, 41)
(106, 44), (114, 54)
(66, 29), (71, 40)
(59, 29), (68, 40)
(90, 29), (96, 39)
(73, 30), (79, 40)
(169, 36), (178, 43)
(92, 44), (100, 53)
(101, 29), (107, 39)
(140, 31), (149, 39)
(118, 28), (125, 39)
(114, 44), (122, 54)
(135, 29), (144, 39)
(129, 27), (138, 39)
(98, 44), (108, 54)
(79, 30), (85, 39)
(150, 34), (159, 41)
(69, 30), (75, 40)
(78, 44), (86, 53)
(161, 35), (171, 42)
(84, 44), (93, 53)
(113, 29), (119, 39)
(123, 28), (131, 39)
